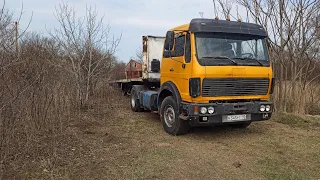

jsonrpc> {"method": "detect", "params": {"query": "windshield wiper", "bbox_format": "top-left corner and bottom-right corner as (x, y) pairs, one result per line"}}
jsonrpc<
(233, 57), (264, 66)
(202, 56), (238, 65)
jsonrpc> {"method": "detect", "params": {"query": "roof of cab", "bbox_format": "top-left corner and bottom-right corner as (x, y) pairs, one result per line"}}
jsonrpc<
(168, 18), (267, 37)
(189, 18), (267, 36)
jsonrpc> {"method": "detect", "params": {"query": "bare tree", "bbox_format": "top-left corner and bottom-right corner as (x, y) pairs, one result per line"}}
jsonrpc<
(217, 0), (233, 19)
(0, 3), (66, 177)
(48, 3), (121, 107)
(134, 46), (143, 62)
(238, 0), (320, 113)
(214, 0), (320, 114)
(0, 1), (125, 178)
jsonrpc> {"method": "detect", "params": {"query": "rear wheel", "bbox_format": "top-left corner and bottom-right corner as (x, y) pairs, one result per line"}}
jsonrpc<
(160, 96), (189, 135)
(130, 88), (142, 112)
(229, 122), (251, 129)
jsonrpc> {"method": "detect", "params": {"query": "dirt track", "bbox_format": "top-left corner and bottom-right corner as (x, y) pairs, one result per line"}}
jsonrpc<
(8, 96), (320, 180)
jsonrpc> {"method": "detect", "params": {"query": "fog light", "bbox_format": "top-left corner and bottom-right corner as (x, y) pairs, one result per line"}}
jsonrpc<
(202, 117), (208, 121)
(200, 107), (207, 114)
(260, 105), (266, 112)
(265, 105), (271, 112)
(208, 107), (215, 114)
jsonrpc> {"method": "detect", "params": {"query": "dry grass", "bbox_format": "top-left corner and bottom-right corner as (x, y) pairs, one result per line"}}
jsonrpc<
(273, 82), (320, 115)
(2, 91), (320, 180)
(272, 113), (320, 128)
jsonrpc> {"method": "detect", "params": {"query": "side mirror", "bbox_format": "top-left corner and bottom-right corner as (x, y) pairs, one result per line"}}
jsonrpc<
(164, 31), (174, 51)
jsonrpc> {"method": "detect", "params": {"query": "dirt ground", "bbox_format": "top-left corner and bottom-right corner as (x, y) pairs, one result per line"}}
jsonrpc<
(3, 95), (320, 180)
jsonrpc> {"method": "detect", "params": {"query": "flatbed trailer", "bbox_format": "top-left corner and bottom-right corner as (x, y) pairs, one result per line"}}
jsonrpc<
(112, 35), (164, 94)
(110, 78), (143, 95)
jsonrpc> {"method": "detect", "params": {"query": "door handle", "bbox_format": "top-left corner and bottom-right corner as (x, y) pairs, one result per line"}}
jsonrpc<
(170, 68), (174, 72)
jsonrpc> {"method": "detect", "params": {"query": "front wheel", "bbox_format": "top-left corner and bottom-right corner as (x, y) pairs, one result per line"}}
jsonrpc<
(160, 96), (189, 135)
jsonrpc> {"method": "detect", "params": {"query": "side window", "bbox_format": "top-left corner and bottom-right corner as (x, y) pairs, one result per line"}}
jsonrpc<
(174, 35), (185, 57)
(185, 33), (191, 63)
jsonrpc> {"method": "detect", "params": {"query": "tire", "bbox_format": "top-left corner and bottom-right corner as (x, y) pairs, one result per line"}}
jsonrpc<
(229, 122), (251, 129)
(130, 88), (142, 112)
(160, 96), (189, 135)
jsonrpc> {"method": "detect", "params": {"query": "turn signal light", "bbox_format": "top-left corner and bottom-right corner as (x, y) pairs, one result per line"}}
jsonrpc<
(194, 106), (199, 115)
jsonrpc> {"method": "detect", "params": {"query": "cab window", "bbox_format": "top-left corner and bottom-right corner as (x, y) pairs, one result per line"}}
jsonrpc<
(185, 34), (191, 63)
(174, 35), (185, 57)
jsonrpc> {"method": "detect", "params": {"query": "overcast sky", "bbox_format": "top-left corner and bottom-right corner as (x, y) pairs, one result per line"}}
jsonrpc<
(6, 0), (246, 62)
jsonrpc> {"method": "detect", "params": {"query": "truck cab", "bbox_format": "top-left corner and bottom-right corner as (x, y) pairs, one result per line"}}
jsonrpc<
(130, 18), (274, 135)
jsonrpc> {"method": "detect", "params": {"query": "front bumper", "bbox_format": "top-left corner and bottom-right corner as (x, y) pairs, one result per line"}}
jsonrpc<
(181, 101), (272, 126)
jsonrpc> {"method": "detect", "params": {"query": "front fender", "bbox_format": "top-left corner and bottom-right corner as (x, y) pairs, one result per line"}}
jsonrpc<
(158, 81), (182, 109)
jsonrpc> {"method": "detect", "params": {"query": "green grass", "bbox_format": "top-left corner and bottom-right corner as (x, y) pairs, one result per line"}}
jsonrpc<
(132, 147), (179, 180)
(257, 157), (310, 180)
(9, 97), (320, 180)
(272, 113), (305, 124)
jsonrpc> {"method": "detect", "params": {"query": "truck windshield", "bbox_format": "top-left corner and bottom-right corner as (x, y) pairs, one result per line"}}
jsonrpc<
(195, 33), (270, 66)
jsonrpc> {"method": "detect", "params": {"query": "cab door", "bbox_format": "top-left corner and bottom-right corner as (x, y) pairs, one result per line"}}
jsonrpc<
(170, 32), (192, 102)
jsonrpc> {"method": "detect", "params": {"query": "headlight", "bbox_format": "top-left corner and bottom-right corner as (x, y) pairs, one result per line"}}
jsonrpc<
(265, 105), (271, 112)
(200, 107), (207, 114)
(260, 105), (266, 112)
(208, 107), (215, 114)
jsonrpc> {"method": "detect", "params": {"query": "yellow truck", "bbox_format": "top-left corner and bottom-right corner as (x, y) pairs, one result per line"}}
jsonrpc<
(116, 18), (274, 135)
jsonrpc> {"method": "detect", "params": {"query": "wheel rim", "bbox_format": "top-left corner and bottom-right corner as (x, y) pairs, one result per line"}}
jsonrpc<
(164, 105), (175, 128)
(131, 95), (135, 108)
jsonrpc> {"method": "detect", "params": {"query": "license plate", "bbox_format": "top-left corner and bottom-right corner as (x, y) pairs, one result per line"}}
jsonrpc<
(222, 114), (251, 122)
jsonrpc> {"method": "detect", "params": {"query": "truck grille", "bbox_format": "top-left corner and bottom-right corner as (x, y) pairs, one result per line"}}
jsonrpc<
(202, 78), (270, 97)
